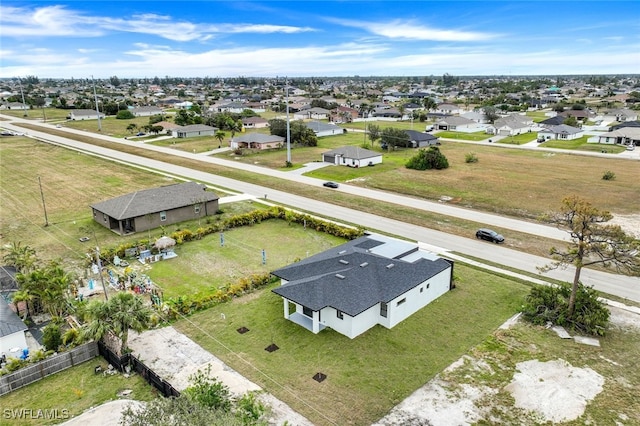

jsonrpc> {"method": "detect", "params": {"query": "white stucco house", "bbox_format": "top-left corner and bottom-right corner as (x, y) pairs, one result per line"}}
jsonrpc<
(172, 124), (218, 138)
(0, 298), (28, 359)
(321, 146), (383, 167)
(67, 109), (106, 120)
(305, 121), (344, 137)
(538, 124), (584, 141)
(271, 234), (454, 339)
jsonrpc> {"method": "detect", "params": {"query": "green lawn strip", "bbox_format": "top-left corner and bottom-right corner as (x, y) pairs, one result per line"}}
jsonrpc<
(496, 132), (538, 145)
(434, 130), (489, 141)
(0, 361), (157, 426)
(146, 220), (345, 299)
(174, 264), (529, 426)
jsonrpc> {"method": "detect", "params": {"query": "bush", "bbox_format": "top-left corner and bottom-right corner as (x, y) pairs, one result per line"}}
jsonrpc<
(465, 152), (479, 163)
(116, 110), (135, 119)
(42, 323), (62, 351)
(521, 282), (610, 336)
(602, 170), (616, 180)
(406, 147), (449, 170)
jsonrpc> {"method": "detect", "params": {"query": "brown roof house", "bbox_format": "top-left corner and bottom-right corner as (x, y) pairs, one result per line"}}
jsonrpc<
(91, 182), (219, 235)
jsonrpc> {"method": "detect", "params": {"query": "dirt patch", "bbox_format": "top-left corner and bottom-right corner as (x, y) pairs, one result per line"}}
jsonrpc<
(609, 213), (640, 238)
(375, 305), (640, 426)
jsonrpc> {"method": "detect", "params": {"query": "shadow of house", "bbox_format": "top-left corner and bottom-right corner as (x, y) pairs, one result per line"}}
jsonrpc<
(91, 182), (219, 235)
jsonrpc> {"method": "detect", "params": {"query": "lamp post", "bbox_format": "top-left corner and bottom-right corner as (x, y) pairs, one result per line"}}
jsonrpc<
(92, 75), (102, 132)
(18, 78), (28, 117)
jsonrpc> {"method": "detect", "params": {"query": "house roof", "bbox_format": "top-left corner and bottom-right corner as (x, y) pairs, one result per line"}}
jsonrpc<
(234, 133), (284, 144)
(272, 235), (450, 317)
(405, 130), (438, 142)
(0, 297), (27, 338)
(323, 146), (381, 160)
(539, 124), (583, 135)
(305, 121), (341, 133)
(539, 116), (565, 126)
(176, 124), (218, 132)
(91, 181), (219, 220)
(436, 116), (476, 126)
(241, 116), (268, 124)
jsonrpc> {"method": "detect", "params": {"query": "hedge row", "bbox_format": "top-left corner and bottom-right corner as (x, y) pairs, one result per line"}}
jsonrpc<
(160, 273), (275, 320)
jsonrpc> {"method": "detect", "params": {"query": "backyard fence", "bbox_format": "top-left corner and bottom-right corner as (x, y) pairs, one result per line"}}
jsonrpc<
(97, 341), (180, 398)
(0, 341), (98, 396)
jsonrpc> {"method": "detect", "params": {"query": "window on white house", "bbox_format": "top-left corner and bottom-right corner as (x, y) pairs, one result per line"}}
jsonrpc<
(337, 310), (344, 320)
(160, 211), (167, 221)
(380, 302), (388, 318)
(397, 298), (406, 306)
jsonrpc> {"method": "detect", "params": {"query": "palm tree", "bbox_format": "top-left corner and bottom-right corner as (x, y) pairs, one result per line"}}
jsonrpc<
(214, 130), (226, 148)
(3, 242), (38, 273)
(83, 292), (152, 354)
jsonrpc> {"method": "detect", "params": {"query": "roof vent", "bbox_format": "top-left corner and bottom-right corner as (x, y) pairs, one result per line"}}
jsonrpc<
(360, 262), (369, 267)
(338, 250), (347, 254)
(339, 259), (349, 264)
(386, 263), (395, 269)
(335, 274), (346, 279)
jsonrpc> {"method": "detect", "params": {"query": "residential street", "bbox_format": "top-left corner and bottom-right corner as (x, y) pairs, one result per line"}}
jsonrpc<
(2, 116), (639, 303)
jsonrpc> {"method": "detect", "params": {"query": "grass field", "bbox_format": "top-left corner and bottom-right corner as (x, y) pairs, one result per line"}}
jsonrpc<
(146, 220), (345, 299)
(174, 264), (531, 425)
(0, 360), (157, 426)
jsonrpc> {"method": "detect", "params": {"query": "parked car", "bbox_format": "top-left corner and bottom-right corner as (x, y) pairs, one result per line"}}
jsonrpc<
(626, 144), (635, 151)
(476, 228), (504, 243)
(323, 181), (339, 188)
(136, 132), (146, 136)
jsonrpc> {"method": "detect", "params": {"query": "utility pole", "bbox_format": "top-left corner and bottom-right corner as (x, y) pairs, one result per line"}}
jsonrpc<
(92, 75), (102, 132)
(95, 246), (109, 300)
(285, 78), (291, 165)
(37, 176), (49, 227)
(18, 78), (28, 117)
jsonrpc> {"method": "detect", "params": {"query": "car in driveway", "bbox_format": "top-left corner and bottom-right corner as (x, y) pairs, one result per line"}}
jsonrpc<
(323, 181), (339, 188)
(476, 228), (504, 243)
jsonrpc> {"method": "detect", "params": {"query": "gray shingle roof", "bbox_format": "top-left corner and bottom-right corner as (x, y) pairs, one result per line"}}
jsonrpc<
(323, 146), (381, 160)
(0, 298), (27, 338)
(405, 130), (438, 142)
(234, 133), (284, 144)
(272, 236), (451, 317)
(90, 182), (219, 220)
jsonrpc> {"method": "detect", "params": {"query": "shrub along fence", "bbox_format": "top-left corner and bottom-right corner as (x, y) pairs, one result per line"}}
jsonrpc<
(97, 341), (179, 398)
(0, 341), (98, 396)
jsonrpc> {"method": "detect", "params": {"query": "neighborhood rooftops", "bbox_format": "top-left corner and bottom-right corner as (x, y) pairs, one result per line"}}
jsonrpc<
(90, 181), (218, 220)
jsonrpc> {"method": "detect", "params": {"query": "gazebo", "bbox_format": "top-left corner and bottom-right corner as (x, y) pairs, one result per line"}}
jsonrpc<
(154, 236), (177, 259)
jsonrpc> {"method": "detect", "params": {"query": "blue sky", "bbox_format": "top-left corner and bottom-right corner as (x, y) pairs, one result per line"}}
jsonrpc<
(1, 1), (639, 79)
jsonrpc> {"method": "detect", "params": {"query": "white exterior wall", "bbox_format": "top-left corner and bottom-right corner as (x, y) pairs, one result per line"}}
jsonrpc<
(0, 331), (28, 357)
(336, 156), (382, 168)
(387, 269), (451, 328)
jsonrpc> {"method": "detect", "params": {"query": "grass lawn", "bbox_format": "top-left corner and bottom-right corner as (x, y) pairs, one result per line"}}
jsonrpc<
(435, 130), (490, 141)
(146, 220), (345, 299)
(0, 360), (157, 425)
(540, 136), (627, 153)
(174, 263), (531, 426)
(496, 132), (538, 145)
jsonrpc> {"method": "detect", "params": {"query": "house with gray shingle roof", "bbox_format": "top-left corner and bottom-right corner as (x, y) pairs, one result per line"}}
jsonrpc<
(173, 124), (218, 139)
(538, 124), (584, 141)
(1, 298), (28, 358)
(91, 182), (219, 235)
(271, 234), (453, 339)
(305, 121), (344, 137)
(322, 146), (382, 167)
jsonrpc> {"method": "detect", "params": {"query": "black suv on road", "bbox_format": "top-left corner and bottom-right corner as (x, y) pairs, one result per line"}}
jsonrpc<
(476, 228), (504, 243)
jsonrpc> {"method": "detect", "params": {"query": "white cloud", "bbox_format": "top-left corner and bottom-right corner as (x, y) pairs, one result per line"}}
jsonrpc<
(330, 18), (497, 41)
(0, 5), (315, 42)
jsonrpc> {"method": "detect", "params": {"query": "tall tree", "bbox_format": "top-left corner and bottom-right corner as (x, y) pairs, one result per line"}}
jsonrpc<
(83, 291), (153, 354)
(539, 196), (640, 317)
(2, 242), (38, 273)
(214, 130), (226, 148)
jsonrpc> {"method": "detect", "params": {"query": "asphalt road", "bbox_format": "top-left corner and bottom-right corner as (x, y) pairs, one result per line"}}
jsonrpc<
(2, 117), (639, 302)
